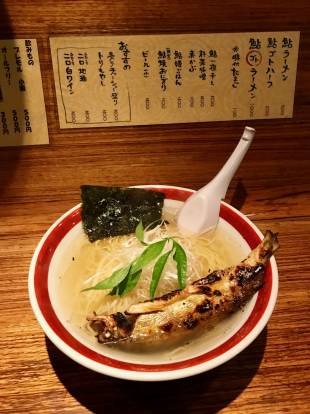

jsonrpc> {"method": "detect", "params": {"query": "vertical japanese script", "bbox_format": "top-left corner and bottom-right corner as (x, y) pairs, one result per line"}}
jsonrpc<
(56, 46), (131, 124)
(281, 37), (293, 81)
(50, 32), (299, 129)
(0, 39), (48, 146)
(208, 49), (217, 86)
(231, 46), (240, 89)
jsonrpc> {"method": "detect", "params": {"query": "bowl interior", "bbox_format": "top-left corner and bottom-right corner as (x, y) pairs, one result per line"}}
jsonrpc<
(48, 199), (255, 365)
(30, 186), (276, 380)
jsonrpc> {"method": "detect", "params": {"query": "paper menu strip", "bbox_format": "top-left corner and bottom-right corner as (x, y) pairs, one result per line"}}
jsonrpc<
(50, 32), (299, 128)
(0, 39), (49, 146)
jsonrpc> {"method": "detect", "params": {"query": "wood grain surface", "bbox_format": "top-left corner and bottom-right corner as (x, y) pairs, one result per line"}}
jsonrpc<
(0, 1), (309, 413)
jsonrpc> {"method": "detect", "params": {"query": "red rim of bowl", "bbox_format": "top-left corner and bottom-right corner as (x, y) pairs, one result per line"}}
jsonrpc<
(33, 187), (272, 373)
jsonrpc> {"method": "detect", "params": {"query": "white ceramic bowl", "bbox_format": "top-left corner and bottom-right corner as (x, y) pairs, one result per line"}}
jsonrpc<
(28, 185), (278, 381)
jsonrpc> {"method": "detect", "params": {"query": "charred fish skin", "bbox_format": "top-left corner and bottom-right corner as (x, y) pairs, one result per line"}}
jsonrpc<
(88, 312), (135, 343)
(88, 230), (279, 345)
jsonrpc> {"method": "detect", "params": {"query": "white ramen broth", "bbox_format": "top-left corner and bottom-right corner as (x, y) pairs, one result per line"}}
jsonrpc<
(57, 207), (246, 344)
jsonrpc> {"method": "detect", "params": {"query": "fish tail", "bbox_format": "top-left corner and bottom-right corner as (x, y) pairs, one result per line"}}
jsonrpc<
(243, 230), (279, 266)
(262, 230), (279, 258)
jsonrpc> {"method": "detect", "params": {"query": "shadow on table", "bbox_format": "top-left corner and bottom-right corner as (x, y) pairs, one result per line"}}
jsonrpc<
(46, 327), (267, 413)
(226, 178), (248, 211)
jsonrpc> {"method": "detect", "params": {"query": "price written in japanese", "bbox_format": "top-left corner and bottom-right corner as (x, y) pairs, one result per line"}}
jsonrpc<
(50, 32), (299, 128)
(0, 39), (48, 146)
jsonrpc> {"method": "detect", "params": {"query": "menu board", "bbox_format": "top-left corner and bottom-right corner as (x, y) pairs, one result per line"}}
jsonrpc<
(0, 39), (48, 146)
(50, 32), (299, 128)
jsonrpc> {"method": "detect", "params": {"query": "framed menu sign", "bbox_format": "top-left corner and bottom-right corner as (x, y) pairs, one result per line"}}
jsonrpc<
(0, 39), (48, 146)
(50, 32), (299, 129)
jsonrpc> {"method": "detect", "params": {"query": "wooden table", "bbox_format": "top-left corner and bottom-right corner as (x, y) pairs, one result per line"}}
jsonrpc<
(1, 1), (309, 413)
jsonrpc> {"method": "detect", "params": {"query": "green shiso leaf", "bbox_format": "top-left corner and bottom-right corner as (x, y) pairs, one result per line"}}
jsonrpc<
(81, 200), (189, 299)
(130, 239), (167, 274)
(83, 240), (166, 295)
(81, 264), (130, 292)
(172, 240), (187, 290)
(135, 220), (147, 245)
(119, 269), (143, 296)
(150, 249), (172, 300)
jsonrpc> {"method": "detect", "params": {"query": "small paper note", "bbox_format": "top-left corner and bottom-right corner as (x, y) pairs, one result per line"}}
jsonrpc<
(0, 39), (48, 146)
(50, 32), (299, 129)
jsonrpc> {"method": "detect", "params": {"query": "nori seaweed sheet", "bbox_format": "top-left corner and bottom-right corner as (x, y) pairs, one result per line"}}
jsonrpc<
(81, 186), (165, 242)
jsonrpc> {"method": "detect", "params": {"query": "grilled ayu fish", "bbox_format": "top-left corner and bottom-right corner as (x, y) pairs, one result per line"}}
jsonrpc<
(87, 230), (279, 345)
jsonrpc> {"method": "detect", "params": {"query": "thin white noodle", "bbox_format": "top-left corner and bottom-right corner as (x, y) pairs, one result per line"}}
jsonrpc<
(58, 218), (244, 334)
